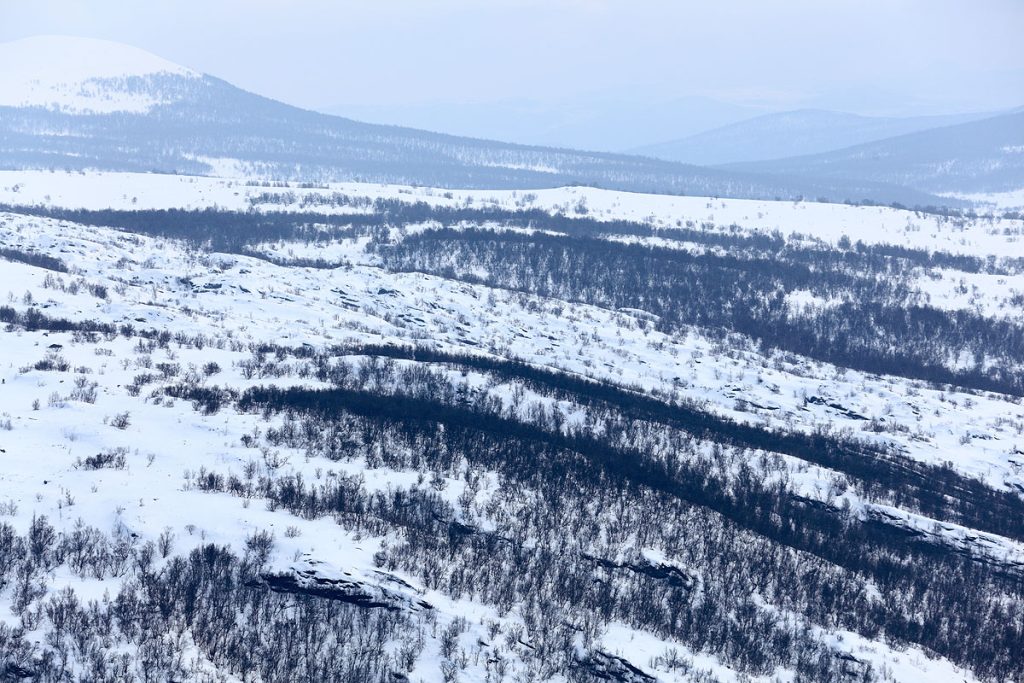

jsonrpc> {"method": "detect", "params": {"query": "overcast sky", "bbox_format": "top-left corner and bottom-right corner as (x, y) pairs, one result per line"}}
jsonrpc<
(3, 0), (1022, 115)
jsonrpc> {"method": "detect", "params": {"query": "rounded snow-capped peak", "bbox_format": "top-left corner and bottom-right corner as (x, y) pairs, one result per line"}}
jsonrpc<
(0, 35), (202, 114)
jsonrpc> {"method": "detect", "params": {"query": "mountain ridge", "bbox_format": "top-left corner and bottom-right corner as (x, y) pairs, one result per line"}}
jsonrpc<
(324, 94), (767, 152)
(631, 107), (1000, 166)
(0, 35), (961, 207)
(724, 110), (1024, 194)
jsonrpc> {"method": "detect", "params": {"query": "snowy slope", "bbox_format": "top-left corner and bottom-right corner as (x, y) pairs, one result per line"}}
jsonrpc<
(0, 35), (199, 113)
(0, 173), (1022, 682)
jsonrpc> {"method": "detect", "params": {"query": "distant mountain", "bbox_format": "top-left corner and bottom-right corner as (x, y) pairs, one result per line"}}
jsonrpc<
(631, 109), (997, 166)
(325, 94), (766, 153)
(0, 35), (200, 114)
(725, 111), (1024, 194)
(0, 36), (957, 207)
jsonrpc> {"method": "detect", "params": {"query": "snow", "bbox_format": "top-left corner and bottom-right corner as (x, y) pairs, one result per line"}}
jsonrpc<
(0, 35), (199, 114)
(0, 187), (1020, 498)
(1, 170), (1023, 260)
(0, 170), (1021, 681)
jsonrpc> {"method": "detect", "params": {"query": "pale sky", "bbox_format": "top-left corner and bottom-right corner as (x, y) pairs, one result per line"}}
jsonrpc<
(2, 0), (1022, 114)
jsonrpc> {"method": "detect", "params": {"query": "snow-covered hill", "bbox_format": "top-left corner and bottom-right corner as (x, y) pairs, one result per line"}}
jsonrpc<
(0, 35), (199, 114)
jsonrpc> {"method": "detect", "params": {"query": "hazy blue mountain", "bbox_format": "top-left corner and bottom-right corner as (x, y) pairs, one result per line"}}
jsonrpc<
(0, 36), (960, 207)
(631, 109), (998, 165)
(325, 93), (766, 152)
(724, 111), (1024, 194)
